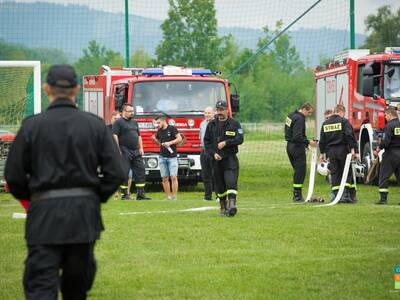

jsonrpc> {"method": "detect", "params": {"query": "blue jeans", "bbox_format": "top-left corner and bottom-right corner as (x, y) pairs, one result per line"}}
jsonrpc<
(159, 156), (178, 177)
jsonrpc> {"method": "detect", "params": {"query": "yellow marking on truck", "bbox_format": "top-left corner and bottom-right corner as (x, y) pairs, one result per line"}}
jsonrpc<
(285, 117), (292, 127)
(323, 123), (342, 132)
(394, 128), (400, 135)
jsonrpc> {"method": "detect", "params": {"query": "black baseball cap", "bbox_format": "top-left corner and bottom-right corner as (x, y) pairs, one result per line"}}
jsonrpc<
(46, 64), (78, 88)
(215, 101), (228, 109)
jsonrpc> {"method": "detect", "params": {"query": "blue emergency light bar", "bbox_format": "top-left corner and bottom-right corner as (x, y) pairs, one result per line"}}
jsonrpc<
(192, 69), (212, 75)
(385, 47), (400, 55)
(142, 67), (212, 76)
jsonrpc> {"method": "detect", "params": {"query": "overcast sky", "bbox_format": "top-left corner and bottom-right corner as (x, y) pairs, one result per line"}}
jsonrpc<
(11, 0), (400, 33)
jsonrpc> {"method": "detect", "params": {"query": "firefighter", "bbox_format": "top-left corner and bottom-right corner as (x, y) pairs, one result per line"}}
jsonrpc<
(204, 101), (244, 217)
(285, 103), (317, 202)
(113, 103), (151, 200)
(376, 108), (400, 204)
(319, 104), (358, 203)
(4, 65), (126, 299)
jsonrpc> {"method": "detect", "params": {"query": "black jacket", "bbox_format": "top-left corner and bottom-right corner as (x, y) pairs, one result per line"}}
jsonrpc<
(5, 98), (126, 244)
(204, 117), (243, 158)
(380, 118), (400, 150)
(284, 111), (309, 147)
(319, 114), (357, 155)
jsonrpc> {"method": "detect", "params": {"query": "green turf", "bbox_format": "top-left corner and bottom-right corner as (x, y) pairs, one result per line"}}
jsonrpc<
(1, 139), (400, 299)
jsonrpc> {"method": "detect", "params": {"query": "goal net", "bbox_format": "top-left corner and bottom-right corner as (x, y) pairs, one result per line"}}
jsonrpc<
(0, 61), (41, 186)
(0, 61), (41, 131)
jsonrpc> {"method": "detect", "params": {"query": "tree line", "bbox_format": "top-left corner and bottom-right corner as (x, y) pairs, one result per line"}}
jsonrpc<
(0, 1), (399, 122)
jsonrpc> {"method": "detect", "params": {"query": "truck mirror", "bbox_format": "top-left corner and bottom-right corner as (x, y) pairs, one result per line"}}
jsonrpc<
(362, 77), (374, 97)
(387, 68), (395, 78)
(231, 94), (240, 113)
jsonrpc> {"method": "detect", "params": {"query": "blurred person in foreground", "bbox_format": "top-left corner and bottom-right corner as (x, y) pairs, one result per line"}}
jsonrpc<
(5, 64), (125, 300)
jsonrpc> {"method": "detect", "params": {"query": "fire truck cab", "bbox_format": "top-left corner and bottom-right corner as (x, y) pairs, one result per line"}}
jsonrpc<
(315, 47), (400, 182)
(82, 65), (239, 184)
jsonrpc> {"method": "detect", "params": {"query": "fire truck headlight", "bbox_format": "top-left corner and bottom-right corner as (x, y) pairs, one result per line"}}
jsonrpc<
(147, 158), (158, 169)
(187, 119), (195, 128)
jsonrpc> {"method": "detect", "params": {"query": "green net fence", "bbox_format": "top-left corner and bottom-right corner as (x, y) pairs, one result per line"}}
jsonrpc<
(0, 67), (33, 130)
(0, 0), (398, 191)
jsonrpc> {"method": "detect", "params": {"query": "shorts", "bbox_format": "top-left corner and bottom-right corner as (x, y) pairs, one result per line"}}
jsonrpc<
(159, 156), (178, 178)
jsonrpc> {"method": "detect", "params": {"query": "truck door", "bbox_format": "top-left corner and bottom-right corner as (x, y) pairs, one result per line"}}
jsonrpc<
(113, 83), (129, 112)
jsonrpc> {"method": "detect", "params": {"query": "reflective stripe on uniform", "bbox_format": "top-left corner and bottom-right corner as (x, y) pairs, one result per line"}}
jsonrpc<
(226, 189), (238, 195)
(135, 183), (145, 187)
(293, 184), (303, 188)
(379, 188), (389, 193)
(345, 183), (356, 188)
(331, 185), (340, 191)
(218, 192), (227, 197)
(120, 185), (128, 189)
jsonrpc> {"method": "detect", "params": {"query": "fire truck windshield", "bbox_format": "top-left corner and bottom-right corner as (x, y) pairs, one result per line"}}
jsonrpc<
(132, 80), (227, 115)
(384, 64), (400, 100)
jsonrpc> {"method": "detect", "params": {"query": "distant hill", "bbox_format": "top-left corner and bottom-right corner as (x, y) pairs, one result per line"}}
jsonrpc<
(0, 1), (365, 66)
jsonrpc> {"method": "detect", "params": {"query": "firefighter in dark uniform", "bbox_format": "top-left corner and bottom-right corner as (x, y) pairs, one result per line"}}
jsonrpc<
(113, 103), (151, 200)
(319, 104), (358, 203)
(5, 65), (126, 300)
(285, 103), (316, 202)
(204, 100), (244, 217)
(376, 108), (400, 204)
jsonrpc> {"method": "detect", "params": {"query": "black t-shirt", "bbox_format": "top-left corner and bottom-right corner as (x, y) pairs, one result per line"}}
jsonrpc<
(112, 118), (141, 150)
(156, 125), (179, 157)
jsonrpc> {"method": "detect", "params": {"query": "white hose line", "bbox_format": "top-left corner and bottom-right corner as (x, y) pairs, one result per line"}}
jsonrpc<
(316, 153), (352, 207)
(305, 147), (317, 202)
(352, 161), (357, 190)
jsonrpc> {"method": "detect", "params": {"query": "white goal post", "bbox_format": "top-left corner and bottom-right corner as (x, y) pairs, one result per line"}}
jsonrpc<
(0, 61), (41, 114)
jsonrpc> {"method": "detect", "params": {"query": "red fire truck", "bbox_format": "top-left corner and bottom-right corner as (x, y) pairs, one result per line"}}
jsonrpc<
(314, 47), (400, 182)
(82, 65), (239, 184)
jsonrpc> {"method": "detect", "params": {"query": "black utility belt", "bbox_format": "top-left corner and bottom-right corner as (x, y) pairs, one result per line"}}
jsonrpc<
(287, 141), (306, 146)
(31, 188), (95, 201)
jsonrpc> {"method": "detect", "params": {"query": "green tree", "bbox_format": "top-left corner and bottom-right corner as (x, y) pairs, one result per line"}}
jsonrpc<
(229, 22), (312, 122)
(363, 5), (400, 53)
(130, 49), (153, 67)
(156, 0), (221, 69)
(74, 40), (124, 76)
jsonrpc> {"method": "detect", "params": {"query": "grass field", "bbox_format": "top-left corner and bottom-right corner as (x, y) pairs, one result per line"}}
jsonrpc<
(1, 138), (400, 299)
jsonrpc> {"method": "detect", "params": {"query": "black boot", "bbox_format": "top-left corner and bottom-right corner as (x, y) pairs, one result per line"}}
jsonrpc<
(136, 187), (151, 200)
(120, 187), (131, 200)
(341, 188), (351, 203)
(227, 198), (237, 217)
(293, 189), (303, 202)
(376, 192), (388, 205)
(348, 188), (357, 204)
(330, 190), (338, 203)
(219, 197), (227, 216)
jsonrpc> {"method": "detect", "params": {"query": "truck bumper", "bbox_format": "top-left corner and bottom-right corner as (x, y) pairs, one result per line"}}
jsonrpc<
(143, 153), (202, 182)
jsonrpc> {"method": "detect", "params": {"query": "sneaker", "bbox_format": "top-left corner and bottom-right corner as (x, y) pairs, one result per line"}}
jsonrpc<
(167, 195), (177, 201)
